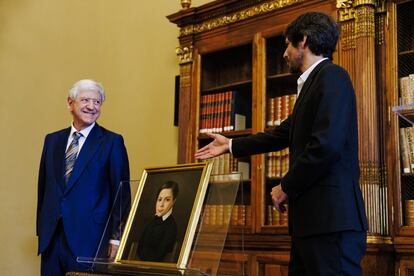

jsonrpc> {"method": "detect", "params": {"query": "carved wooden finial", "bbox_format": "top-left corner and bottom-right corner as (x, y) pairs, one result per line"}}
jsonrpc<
(181, 0), (191, 10)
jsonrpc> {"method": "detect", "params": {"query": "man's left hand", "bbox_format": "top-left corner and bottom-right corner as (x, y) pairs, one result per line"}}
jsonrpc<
(271, 184), (288, 213)
(107, 243), (119, 260)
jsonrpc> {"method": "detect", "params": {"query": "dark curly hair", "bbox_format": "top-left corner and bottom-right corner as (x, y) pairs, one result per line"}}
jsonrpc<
(284, 12), (340, 60)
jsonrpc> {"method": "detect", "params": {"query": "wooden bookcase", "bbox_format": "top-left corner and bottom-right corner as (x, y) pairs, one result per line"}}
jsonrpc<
(168, 0), (405, 275)
(386, 1), (414, 275)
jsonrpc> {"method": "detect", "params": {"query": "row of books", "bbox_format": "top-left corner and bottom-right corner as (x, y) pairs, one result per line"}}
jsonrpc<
(266, 205), (288, 226)
(202, 204), (251, 226)
(266, 149), (289, 179)
(399, 74), (414, 106)
(199, 91), (246, 134)
(405, 199), (414, 226)
(267, 94), (297, 127)
(399, 126), (414, 173)
(210, 153), (250, 182)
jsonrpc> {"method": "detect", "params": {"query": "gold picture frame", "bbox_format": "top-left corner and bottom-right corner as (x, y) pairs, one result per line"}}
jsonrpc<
(115, 162), (213, 269)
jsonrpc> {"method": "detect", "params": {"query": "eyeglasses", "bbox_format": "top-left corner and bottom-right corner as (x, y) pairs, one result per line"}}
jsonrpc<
(78, 97), (102, 106)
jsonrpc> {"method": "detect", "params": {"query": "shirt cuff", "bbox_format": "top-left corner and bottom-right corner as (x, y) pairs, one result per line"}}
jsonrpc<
(109, 239), (120, 246)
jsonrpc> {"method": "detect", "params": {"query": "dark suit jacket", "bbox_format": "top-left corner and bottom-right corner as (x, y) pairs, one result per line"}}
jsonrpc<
(37, 123), (130, 257)
(232, 60), (368, 237)
(137, 215), (177, 262)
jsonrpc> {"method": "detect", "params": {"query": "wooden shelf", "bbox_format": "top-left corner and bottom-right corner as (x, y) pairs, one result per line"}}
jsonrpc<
(201, 79), (252, 94)
(393, 104), (414, 124)
(198, 129), (252, 139)
(399, 49), (414, 57)
(267, 73), (296, 80)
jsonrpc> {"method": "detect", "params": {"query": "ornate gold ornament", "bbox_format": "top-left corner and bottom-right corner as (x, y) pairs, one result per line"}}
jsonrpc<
(179, 0), (305, 37)
(375, 0), (386, 13)
(176, 45), (193, 64)
(360, 161), (389, 235)
(340, 21), (356, 50)
(353, 0), (376, 6)
(181, 0), (191, 10)
(355, 5), (375, 38)
(336, 0), (353, 9)
(375, 11), (385, 45)
(337, 0), (356, 22)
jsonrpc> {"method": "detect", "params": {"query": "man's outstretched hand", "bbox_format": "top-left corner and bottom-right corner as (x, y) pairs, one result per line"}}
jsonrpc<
(195, 133), (230, 160)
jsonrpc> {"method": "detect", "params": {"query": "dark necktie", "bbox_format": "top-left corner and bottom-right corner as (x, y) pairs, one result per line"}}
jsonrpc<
(64, 132), (82, 183)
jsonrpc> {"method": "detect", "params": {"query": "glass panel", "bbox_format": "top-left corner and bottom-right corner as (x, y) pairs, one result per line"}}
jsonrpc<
(263, 35), (297, 229)
(77, 173), (243, 275)
(395, 1), (414, 227)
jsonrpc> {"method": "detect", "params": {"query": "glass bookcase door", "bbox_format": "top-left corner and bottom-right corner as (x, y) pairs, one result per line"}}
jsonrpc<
(395, 0), (414, 229)
(261, 35), (297, 231)
(198, 44), (253, 234)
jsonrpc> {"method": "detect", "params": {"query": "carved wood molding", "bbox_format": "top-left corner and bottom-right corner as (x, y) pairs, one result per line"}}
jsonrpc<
(179, 63), (192, 87)
(176, 45), (193, 64)
(355, 4), (376, 38)
(337, 0), (356, 21)
(359, 161), (389, 235)
(337, 0), (386, 49)
(360, 161), (387, 186)
(337, 0), (384, 22)
(179, 0), (305, 37)
(340, 20), (356, 50)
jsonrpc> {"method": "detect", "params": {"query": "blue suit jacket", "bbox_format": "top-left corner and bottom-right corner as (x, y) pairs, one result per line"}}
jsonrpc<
(37, 123), (130, 257)
(232, 60), (368, 237)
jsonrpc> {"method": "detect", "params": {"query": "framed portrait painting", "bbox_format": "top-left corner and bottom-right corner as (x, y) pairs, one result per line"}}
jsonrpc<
(115, 162), (213, 269)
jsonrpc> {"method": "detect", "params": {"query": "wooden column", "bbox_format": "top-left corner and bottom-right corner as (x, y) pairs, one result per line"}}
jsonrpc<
(337, 0), (389, 236)
(176, 44), (196, 163)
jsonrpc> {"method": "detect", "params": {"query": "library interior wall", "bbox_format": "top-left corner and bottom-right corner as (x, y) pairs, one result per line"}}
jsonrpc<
(0, 0), (209, 274)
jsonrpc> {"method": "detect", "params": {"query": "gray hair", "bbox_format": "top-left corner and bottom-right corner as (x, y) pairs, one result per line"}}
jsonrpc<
(68, 79), (105, 102)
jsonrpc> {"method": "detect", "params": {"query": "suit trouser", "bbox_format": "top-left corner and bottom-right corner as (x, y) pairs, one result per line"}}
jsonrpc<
(41, 220), (91, 276)
(288, 230), (367, 276)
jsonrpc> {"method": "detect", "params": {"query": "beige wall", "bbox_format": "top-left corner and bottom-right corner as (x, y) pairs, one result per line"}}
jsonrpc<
(0, 0), (209, 274)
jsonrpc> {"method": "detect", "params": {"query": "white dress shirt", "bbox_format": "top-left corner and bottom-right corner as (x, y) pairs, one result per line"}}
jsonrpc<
(66, 122), (95, 155)
(229, 58), (328, 153)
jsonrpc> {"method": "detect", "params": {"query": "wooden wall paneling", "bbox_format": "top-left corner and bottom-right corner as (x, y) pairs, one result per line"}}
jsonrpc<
(253, 252), (290, 276)
(189, 250), (249, 275)
(398, 257), (414, 276)
(360, 242), (395, 276)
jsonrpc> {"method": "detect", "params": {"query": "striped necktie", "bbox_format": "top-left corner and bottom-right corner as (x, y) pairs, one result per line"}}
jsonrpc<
(64, 132), (82, 183)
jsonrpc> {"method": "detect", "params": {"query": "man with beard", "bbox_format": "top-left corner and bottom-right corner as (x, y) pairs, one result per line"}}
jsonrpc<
(195, 12), (368, 275)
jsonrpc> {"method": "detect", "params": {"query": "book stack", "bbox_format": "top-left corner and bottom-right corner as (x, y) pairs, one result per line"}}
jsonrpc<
(399, 126), (414, 173)
(266, 149), (289, 178)
(399, 74), (414, 106)
(199, 90), (246, 133)
(399, 75), (414, 174)
(209, 153), (250, 182)
(405, 200), (414, 226)
(267, 205), (289, 226)
(266, 94), (297, 127)
(203, 204), (250, 226)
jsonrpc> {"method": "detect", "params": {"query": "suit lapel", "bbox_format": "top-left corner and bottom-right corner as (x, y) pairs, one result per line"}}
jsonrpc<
(289, 59), (330, 139)
(55, 128), (71, 190)
(65, 124), (104, 193)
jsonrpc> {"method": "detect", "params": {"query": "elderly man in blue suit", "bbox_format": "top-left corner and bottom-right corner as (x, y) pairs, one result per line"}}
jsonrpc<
(37, 79), (130, 275)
